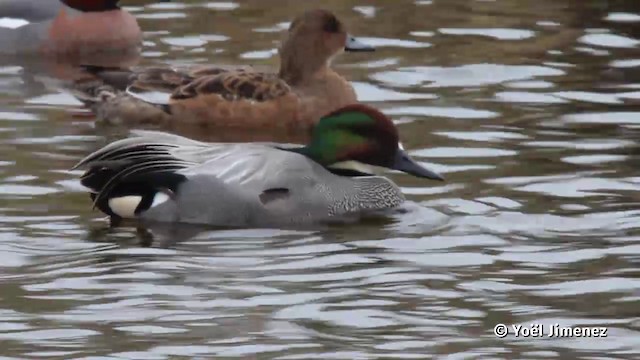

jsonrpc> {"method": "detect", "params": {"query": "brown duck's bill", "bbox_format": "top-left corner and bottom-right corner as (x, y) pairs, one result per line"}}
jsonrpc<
(392, 150), (444, 181)
(345, 35), (375, 52)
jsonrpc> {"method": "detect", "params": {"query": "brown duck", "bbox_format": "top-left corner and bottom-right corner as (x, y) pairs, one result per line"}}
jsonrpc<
(74, 9), (374, 135)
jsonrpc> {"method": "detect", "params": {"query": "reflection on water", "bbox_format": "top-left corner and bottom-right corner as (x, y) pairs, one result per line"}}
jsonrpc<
(0, 0), (639, 358)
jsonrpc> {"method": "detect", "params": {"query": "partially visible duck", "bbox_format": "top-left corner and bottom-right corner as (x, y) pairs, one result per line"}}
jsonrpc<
(0, 0), (142, 56)
(73, 104), (443, 227)
(74, 9), (374, 133)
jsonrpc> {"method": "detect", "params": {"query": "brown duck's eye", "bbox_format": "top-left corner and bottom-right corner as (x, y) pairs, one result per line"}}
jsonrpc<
(323, 16), (340, 33)
(288, 19), (299, 31)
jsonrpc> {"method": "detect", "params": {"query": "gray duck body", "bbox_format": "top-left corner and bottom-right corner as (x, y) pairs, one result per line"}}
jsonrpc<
(76, 131), (405, 227)
(0, 0), (78, 54)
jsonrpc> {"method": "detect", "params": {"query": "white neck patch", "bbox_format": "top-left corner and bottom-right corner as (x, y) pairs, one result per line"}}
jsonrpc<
(329, 160), (379, 175)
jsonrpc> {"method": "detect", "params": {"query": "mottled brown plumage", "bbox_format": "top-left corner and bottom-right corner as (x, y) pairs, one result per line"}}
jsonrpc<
(170, 70), (290, 102)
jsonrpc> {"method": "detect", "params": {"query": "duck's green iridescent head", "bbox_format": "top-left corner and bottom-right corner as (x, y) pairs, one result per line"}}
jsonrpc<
(301, 104), (443, 181)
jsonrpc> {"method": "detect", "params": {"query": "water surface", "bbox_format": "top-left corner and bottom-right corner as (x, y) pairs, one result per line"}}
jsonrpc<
(0, 0), (639, 358)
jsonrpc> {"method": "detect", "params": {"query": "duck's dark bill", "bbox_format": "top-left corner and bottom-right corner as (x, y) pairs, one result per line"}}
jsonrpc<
(345, 35), (375, 52)
(393, 150), (444, 181)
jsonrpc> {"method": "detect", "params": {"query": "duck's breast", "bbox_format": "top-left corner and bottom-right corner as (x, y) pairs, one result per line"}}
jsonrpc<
(326, 176), (406, 217)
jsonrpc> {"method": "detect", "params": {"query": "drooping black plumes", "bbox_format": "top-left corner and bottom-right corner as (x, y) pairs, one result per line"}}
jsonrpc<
(75, 140), (191, 219)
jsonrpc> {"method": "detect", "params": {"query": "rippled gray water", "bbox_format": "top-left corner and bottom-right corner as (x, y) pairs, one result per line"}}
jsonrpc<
(1, 0), (639, 358)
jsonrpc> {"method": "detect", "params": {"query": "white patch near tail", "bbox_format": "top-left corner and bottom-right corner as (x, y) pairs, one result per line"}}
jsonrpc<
(108, 196), (142, 218)
(0, 17), (29, 29)
(150, 192), (170, 208)
(108, 192), (171, 218)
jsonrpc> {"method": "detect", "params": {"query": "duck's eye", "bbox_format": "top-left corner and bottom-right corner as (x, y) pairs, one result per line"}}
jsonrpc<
(288, 19), (299, 31)
(323, 16), (340, 33)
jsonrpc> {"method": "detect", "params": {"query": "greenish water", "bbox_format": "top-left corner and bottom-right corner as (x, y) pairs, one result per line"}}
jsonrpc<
(0, 0), (639, 358)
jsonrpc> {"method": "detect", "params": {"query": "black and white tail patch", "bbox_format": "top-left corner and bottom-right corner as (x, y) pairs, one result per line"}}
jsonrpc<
(99, 189), (173, 220)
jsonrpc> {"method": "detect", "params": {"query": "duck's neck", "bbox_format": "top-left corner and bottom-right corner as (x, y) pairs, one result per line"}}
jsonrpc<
(278, 46), (330, 86)
(288, 145), (326, 164)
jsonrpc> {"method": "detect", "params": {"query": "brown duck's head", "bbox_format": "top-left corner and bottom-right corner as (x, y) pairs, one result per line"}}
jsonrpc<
(61, 0), (121, 12)
(278, 9), (374, 84)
